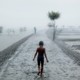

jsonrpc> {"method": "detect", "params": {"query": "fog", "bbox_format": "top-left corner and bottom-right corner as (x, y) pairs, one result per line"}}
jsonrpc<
(1, 1), (80, 80)
(0, 0), (80, 29)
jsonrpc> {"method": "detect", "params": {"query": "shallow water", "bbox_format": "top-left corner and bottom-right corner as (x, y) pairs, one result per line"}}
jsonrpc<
(0, 32), (80, 80)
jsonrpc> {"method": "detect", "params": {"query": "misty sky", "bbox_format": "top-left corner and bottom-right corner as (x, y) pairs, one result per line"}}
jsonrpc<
(0, 0), (80, 29)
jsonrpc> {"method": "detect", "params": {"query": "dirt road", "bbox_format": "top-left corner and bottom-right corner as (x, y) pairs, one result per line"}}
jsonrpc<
(0, 32), (80, 80)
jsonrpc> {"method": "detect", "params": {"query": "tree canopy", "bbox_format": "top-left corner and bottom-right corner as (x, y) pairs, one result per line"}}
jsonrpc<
(48, 11), (60, 21)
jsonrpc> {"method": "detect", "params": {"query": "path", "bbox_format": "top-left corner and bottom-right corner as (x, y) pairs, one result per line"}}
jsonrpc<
(0, 32), (80, 80)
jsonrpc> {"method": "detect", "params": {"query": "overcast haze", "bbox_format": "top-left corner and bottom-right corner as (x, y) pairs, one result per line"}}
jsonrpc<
(0, 0), (80, 29)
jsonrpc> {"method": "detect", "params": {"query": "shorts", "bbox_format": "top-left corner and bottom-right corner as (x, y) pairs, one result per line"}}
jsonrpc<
(37, 56), (44, 67)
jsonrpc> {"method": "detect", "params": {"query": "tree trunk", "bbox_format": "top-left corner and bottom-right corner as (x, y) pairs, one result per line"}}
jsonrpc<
(53, 21), (56, 40)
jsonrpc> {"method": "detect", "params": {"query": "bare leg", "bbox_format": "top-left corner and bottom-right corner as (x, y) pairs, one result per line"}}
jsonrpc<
(37, 60), (40, 75)
(40, 59), (44, 76)
(41, 67), (43, 74)
(37, 66), (40, 75)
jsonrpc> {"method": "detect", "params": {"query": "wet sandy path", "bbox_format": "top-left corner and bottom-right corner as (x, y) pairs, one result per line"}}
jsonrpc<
(0, 32), (80, 80)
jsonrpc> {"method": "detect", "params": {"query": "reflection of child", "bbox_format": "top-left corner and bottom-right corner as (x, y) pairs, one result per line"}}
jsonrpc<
(33, 41), (49, 76)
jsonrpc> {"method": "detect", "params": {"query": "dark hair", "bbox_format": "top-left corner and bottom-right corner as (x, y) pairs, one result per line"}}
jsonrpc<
(39, 41), (44, 46)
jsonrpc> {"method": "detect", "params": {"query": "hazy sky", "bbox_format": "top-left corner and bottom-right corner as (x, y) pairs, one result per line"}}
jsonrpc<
(0, 0), (80, 29)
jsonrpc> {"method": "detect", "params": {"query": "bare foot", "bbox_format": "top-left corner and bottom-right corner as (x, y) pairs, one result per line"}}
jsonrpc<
(37, 72), (40, 75)
(40, 73), (43, 77)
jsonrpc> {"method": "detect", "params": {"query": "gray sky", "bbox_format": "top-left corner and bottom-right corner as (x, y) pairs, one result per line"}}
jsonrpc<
(0, 0), (80, 29)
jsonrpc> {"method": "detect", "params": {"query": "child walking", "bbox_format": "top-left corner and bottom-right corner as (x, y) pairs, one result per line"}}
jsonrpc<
(33, 41), (49, 76)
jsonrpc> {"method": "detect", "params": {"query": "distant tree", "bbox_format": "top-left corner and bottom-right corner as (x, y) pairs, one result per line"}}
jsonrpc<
(0, 26), (3, 34)
(19, 28), (23, 32)
(7, 29), (10, 35)
(12, 29), (15, 34)
(20, 27), (27, 32)
(48, 11), (60, 40)
(23, 27), (27, 32)
(48, 23), (53, 27)
(48, 11), (60, 21)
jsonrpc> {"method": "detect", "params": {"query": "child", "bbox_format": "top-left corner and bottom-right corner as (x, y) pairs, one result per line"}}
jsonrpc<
(33, 41), (49, 76)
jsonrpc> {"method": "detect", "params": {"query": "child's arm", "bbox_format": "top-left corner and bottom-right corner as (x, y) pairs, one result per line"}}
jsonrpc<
(44, 49), (49, 62)
(33, 49), (38, 61)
